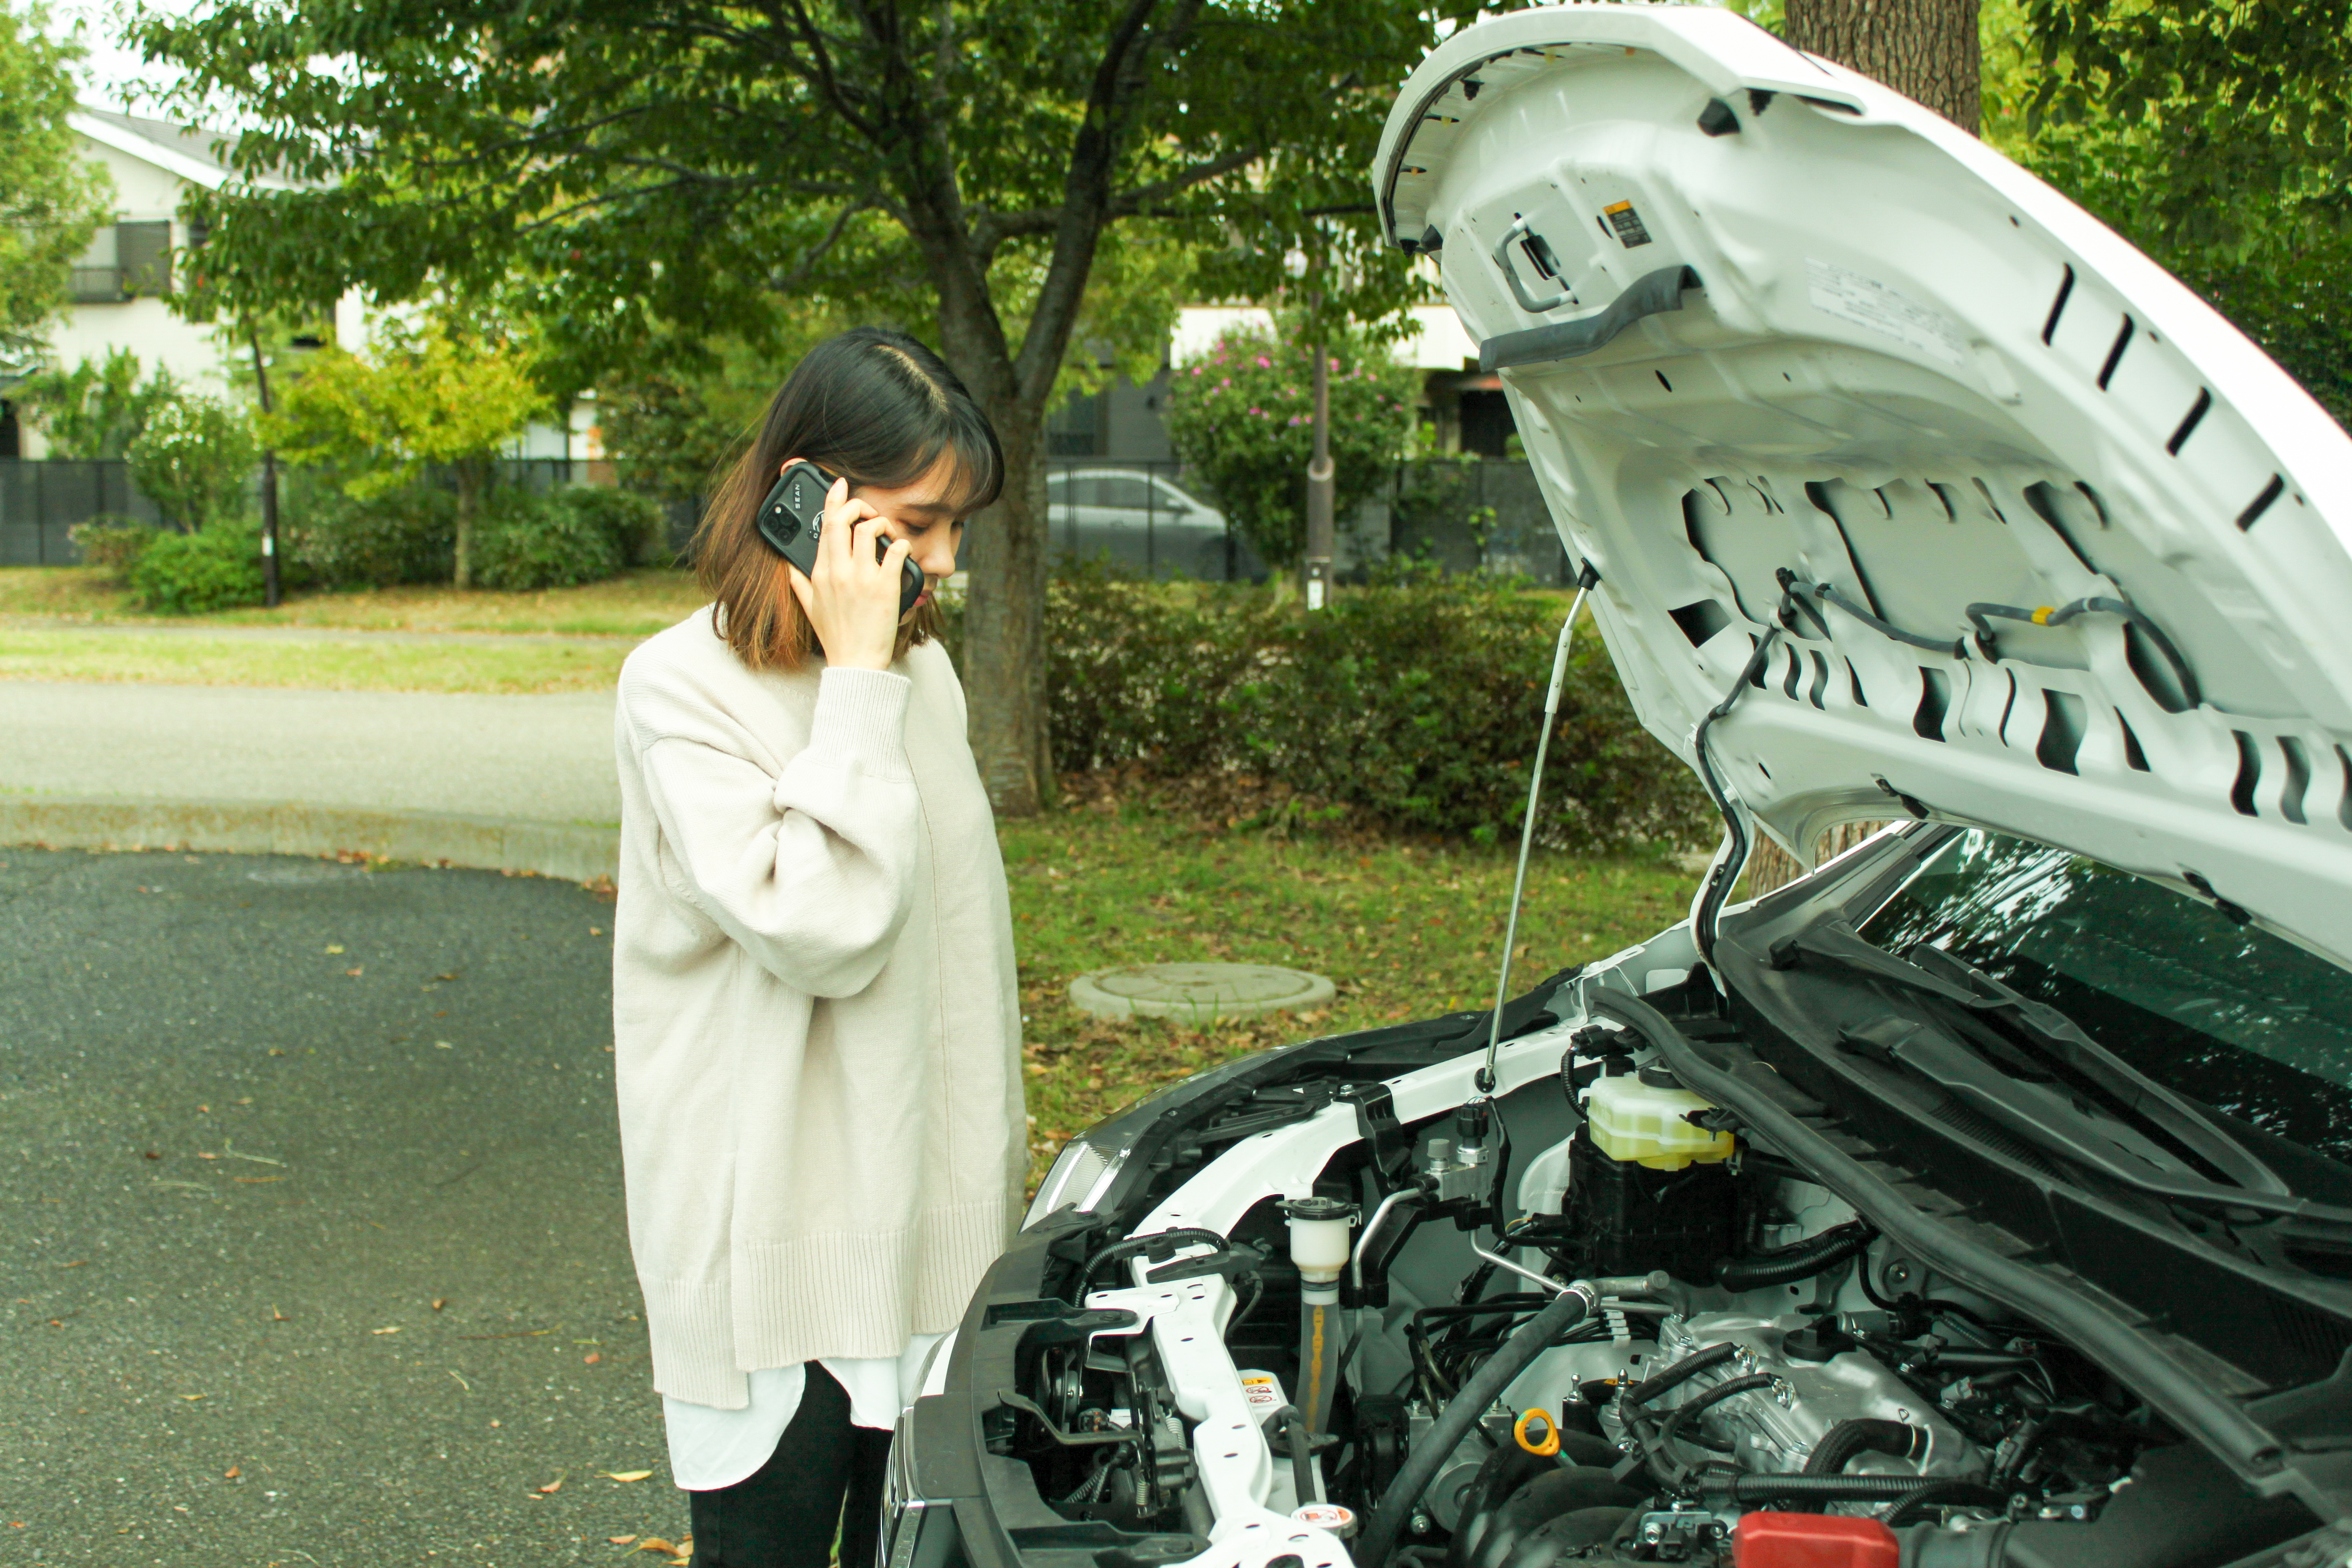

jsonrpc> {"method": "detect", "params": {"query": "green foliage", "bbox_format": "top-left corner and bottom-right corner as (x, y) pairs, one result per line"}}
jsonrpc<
(1986, 0), (2352, 425)
(263, 318), (544, 497)
(556, 484), (666, 568)
(129, 524), (267, 613)
(135, 0), (1454, 373)
(469, 488), (627, 592)
(285, 477), (456, 588)
(1163, 322), (1418, 571)
(66, 517), (156, 580)
(1019, 564), (1713, 852)
(125, 394), (259, 532)
(2019, 0), (2352, 257)
(0, 1), (110, 372)
(13, 349), (183, 459)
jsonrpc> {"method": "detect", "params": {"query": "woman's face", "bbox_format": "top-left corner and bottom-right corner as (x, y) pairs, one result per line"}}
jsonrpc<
(846, 450), (971, 619)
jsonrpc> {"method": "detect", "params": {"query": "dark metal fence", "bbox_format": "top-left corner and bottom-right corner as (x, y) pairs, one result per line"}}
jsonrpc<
(0, 460), (163, 565)
(3, 453), (1566, 584)
(1385, 458), (1573, 585)
(0, 457), (597, 567)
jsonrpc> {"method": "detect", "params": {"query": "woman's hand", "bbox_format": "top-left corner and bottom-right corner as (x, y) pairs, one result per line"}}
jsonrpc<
(785, 476), (913, 672)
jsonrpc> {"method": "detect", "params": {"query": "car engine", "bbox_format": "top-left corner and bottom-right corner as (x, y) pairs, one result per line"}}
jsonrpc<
(991, 977), (2329, 1568)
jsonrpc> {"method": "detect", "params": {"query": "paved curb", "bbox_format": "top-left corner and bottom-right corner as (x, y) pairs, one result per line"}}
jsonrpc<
(0, 795), (620, 883)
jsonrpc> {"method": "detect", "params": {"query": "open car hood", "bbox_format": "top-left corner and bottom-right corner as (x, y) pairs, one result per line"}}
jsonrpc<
(1375, 6), (2352, 969)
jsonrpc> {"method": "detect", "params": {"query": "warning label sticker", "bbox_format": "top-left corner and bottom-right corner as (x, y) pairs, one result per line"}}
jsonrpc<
(1805, 257), (1967, 368)
(1603, 200), (1653, 248)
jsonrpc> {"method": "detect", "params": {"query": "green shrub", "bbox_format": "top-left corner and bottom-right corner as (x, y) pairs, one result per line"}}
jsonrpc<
(470, 487), (625, 591)
(67, 517), (157, 581)
(558, 484), (667, 567)
(1025, 562), (1713, 852)
(287, 479), (456, 588)
(129, 525), (267, 613)
(126, 394), (259, 532)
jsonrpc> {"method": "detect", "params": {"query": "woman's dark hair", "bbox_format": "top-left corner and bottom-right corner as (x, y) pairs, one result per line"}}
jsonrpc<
(696, 327), (1003, 671)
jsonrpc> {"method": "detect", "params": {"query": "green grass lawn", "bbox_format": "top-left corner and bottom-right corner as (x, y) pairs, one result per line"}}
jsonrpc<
(0, 628), (636, 693)
(999, 800), (1700, 1182)
(0, 565), (708, 636)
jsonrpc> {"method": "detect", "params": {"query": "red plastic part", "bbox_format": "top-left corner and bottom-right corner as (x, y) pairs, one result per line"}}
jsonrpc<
(1731, 1512), (1900, 1568)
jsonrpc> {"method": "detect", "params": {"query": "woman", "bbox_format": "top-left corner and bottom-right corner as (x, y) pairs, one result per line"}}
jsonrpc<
(611, 327), (1026, 1568)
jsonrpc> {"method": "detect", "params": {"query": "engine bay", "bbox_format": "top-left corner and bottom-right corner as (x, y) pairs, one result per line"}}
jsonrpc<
(986, 959), (2330, 1568)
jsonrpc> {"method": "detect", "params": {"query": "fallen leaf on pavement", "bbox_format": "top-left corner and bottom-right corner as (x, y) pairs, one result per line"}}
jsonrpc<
(435, 1041), (454, 1049)
(180, 1394), (205, 1401)
(432, 1297), (446, 1311)
(585, 1352), (602, 1364)
(233, 1176), (283, 1184)
(609, 1536), (638, 1546)
(142, 1150), (160, 1160)
(371, 1326), (400, 1335)
(325, 945), (344, 954)
(634, 1540), (676, 1556)
(538, 1478), (563, 1494)
(345, 967), (364, 978)
(224, 1466), (239, 1479)
(598, 1470), (653, 1483)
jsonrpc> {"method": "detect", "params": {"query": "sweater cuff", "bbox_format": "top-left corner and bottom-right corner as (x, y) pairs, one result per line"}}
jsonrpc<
(805, 666), (914, 781)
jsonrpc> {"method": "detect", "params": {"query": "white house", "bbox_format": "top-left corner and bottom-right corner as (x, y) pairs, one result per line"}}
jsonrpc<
(5, 108), (582, 463)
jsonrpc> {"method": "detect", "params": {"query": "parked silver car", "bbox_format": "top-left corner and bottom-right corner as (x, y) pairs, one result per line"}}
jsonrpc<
(1044, 467), (1265, 583)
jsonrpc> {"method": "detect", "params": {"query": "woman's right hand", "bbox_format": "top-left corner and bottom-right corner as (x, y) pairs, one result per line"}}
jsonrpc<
(786, 476), (912, 672)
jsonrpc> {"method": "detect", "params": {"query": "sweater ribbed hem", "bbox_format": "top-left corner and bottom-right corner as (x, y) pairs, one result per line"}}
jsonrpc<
(640, 1274), (750, 1409)
(806, 667), (914, 781)
(731, 1198), (1013, 1369)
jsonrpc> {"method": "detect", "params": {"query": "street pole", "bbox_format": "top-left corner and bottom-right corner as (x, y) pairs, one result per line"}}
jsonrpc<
(247, 327), (281, 608)
(1304, 336), (1334, 610)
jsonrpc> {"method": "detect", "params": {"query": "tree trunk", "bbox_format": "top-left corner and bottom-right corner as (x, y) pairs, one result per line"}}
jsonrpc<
(958, 397), (1055, 816)
(453, 461), (478, 589)
(1784, 0), (1981, 133)
(1744, 819), (1895, 896)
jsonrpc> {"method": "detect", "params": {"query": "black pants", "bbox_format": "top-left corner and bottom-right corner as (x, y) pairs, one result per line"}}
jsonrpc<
(688, 1365), (894, 1568)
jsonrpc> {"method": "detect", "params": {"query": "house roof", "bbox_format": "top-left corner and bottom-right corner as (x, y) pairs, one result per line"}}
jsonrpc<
(69, 106), (300, 192)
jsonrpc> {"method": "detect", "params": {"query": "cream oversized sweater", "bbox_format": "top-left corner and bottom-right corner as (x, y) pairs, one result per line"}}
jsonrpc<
(610, 611), (1025, 1409)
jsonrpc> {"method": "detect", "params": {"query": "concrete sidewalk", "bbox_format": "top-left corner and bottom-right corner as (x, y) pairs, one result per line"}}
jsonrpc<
(1, 680), (624, 880)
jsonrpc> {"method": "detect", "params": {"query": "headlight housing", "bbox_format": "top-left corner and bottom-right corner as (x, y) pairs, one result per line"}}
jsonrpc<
(1021, 1137), (1125, 1228)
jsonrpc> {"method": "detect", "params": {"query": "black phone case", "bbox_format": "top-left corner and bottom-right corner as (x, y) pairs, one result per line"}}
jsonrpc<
(754, 460), (926, 616)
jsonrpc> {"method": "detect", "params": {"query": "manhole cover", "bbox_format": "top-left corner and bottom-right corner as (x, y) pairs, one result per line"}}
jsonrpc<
(1068, 962), (1335, 1024)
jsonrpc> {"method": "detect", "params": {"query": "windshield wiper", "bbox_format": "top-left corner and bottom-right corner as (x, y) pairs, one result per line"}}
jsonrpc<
(1777, 927), (2352, 1227)
(1904, 943), (2292, 1199)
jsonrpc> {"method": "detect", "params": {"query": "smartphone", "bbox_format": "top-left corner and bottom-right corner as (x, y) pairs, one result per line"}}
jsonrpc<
(755, 459), (927, 617)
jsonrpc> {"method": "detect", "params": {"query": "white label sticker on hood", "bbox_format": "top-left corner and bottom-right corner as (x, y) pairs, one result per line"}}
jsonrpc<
(1806, 257), (1967, 368)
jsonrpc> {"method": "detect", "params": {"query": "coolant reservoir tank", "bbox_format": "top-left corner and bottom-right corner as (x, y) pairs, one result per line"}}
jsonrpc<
(1585, 1065), (1735, 1170)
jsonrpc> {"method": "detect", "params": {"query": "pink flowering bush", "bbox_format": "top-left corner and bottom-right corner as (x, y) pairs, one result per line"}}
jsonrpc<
(1164, 320), (1418, 570)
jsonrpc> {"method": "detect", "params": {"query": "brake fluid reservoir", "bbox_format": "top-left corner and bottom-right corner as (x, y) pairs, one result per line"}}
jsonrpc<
(1585, 1065), (1735, 1169)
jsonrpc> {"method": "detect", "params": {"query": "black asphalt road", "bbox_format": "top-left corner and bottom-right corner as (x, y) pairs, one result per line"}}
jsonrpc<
(0, 848), (686, 1566)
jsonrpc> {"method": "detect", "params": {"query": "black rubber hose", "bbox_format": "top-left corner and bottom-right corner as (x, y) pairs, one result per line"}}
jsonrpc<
(1358, 1287), (1595, 1568)
(1690, 624), (1785, 969)
(1655, 1373), (1776, 1450)
(1078, 1227), (1227, 1294)
(1623, 1341), (1738, 1406)
(1273, 1404), (1319, 1507)
(1803, 1418), (1921, 1476)
(1714, 1222), (1875, 1291)
(1881, 1478), (2009, 1527)
(1726, 1473), (2006, 1507)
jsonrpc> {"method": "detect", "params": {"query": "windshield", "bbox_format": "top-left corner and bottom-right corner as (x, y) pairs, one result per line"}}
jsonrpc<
(1858, 830), (2352, 1165)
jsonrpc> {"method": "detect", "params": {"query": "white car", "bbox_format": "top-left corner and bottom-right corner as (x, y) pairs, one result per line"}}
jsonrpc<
(1044, 467), (1267, 583)
(888, 11), (2352, 1568)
